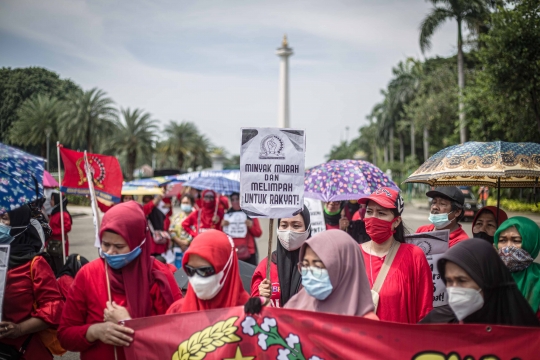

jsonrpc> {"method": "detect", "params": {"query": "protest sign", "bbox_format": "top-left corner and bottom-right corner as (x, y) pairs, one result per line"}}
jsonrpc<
(0, 245), (9, 321)
(304, 197), (325, 235)
(405, 230), (449, 307)
(124, 306), (540, 360)
(157, 200), (170, 215)
(240, 128), (306, 219)
(223, 211), (248, 238)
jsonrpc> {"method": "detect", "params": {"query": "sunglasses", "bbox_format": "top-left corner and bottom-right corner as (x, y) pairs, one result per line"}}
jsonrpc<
(184, 265), (216, 277)
(203, 195), (215, 200)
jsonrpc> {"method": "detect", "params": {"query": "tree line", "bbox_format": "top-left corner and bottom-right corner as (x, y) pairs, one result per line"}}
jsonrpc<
(328, 0), (540, 177)
(0, 67), (239, 180)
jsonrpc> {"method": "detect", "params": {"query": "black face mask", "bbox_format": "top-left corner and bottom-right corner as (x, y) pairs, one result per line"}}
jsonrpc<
(474, 231), (494, 244)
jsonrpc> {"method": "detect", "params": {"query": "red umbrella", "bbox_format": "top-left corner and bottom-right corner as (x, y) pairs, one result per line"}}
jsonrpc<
(43, 170), (59, 188)
(165, 183), (183, 198)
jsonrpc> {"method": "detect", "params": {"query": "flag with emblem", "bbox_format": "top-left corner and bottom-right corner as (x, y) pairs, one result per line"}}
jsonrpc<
(59, 146), (123, 205)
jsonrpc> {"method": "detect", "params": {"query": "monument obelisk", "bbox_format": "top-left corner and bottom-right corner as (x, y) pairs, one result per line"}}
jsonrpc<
(276, 34), (293, 128)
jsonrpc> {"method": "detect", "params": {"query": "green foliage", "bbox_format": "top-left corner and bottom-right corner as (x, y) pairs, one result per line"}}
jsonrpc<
(486, 198), (540, 213)
(0, 67), (80, 142)
(9, 94), (66, 157)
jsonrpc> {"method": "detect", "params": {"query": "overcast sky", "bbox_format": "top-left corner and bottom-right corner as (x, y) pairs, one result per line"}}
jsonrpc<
(0, 0), (459, 167)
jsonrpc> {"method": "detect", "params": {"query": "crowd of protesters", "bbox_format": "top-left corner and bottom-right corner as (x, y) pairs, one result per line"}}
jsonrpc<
(1, 183), (540, 359)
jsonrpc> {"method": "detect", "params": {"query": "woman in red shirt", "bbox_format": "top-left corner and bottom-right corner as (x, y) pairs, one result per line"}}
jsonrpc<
(251, 206), (311, 308)
(48, 192), (72, 255)
(58, 201), (182, 360)
(358, 187), (433, 323)
(222, 193), (262, 266)
(182, 190), (224, 238)
(0, 205), (64, 359)
(167, 230), (248, 313)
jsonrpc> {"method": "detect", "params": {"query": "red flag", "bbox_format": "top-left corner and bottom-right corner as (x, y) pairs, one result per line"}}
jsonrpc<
(124, 306), (540, 359)
(59, 146), (123, 204)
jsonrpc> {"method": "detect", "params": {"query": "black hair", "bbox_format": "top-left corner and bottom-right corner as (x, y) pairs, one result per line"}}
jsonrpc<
(181, 193), (195, 205)
(451, 201), (465, 223)
(391, 208), (410, 243)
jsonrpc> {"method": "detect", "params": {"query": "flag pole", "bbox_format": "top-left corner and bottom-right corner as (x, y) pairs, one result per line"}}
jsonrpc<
(84, 152), (102, 247)
(266, 219), (274, 279)
(56, 142), (66, 265)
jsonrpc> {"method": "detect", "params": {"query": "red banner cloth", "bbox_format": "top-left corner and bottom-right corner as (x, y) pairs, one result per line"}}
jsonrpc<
(124, 306), (540, 360)
(59, 147), (123, 204)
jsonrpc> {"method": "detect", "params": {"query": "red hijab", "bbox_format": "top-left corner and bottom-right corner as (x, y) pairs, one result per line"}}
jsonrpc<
(198, 190), (222, 230)
(179, 230), (249, 312)
(472, 206), (508, 228)
(99, 201), (176, 318)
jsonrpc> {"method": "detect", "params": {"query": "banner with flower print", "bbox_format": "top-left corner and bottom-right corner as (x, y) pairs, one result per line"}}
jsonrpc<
(123, 306), (540, 360)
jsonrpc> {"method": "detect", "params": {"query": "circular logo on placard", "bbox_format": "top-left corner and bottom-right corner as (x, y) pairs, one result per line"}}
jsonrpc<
(259, 135), (285, 159)
(417, 241), (432, 255)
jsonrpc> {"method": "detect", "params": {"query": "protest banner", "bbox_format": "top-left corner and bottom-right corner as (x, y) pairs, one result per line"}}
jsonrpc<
(124, 306), (540, 360)
(59, 146), (123, 205)
(405, 230), (450, 307)
(0, 245), (9, 321)
(223, 211), (248, 238)
(239, 128), (306, 219)
(304, 197), (325, 235)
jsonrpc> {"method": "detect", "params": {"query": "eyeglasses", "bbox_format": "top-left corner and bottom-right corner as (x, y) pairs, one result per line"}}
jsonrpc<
(297, 263), (325, 279)
(203, 195), (215, 200)
(184, 265), (216, 277)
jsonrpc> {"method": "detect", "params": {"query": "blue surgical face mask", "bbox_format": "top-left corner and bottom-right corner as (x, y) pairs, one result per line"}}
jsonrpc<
(181, 204), (193, 213)
(428, 211), (454, 229)
(101, 239), (145, 269)
(301, 268), (333, 300)
(0, 224), (14, 244)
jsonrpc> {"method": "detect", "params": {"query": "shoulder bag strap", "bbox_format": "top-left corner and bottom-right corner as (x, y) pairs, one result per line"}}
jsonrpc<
(372, 242), (400, 293)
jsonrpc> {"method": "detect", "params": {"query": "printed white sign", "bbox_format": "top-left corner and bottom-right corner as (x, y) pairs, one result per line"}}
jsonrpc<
(240, 128), (306, 218)
(223, 212), (248, 238)
(158, 200), (170, 215)
(304, 198), (325, 235)
(405, 230), (449, 307)
(0, 245), (10, 322)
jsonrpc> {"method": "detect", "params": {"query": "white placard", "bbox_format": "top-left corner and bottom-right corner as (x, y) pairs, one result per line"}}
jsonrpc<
(157, 200), (170, 215)
(223, 212), (248, 238)
(240, 128), (306, 218)
(405, 230), (449, 308)
(0, 245), (10, 322)
(304, 198), (325, 235)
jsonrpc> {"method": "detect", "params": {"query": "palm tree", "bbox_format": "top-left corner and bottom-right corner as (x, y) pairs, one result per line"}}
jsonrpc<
(9, 94), (65, 158)
(161, 121), (200, 170)
(188, 134), (213, 170)
(111, 108), (158, 180)
(419, 0), (489, 144)
(60, 88), (118, 152)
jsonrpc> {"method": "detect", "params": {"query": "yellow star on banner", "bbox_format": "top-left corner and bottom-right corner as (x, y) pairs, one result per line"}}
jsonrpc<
(223, 346), (255, 360)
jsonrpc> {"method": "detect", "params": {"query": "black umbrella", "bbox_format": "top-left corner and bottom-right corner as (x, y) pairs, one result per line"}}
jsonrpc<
(174, 259), (256, 293)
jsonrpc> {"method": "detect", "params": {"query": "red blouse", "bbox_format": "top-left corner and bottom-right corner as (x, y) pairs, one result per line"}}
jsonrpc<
(251, 257), (281, 308)
(361, 243), (433, 324)
(0, 256), (64, 359)
(57, 274), (74, 300)
(58, 259), (181, 360)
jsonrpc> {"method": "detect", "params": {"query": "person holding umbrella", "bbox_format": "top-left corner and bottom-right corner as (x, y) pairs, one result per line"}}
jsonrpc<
(416, 187), (469, 248)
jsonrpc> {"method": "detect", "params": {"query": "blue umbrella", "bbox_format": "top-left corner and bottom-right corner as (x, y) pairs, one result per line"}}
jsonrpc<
(124, 177), (174, 188)
(184, 176), (240, 195)
(0, 143), (45, 213)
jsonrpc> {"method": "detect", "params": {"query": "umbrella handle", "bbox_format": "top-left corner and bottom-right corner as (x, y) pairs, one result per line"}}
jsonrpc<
(266, 219), (274, 279)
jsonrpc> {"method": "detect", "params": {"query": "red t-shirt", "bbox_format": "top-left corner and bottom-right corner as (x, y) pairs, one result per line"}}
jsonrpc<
(1, 256), (64, 360)
(251, 257), (281, 308)
(361, 243), (433, 324)
(58, 259), (181, 360)
(415, 224), (469, 248)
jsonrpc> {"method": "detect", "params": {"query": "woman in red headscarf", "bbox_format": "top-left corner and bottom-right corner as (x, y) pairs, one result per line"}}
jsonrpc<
(181, 190), (224, 238)
(58, 201), (182, 360)
(471, 206), (508, 244)
(167, 230), (249, 313)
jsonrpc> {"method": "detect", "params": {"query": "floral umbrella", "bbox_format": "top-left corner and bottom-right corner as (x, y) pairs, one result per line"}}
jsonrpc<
(304, 159), (399, 202)
(0, 142), (45, 213)
(404, 141), (540, 188)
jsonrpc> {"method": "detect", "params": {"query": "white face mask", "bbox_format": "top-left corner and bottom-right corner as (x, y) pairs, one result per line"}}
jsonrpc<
(188, 237), (234, 300)
(277, 225), (310, 251)
(447, 287), (484, 321)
